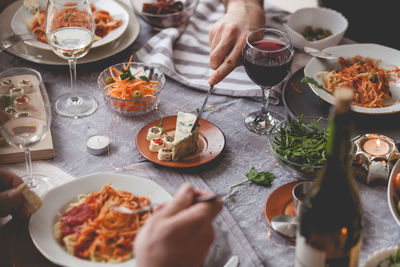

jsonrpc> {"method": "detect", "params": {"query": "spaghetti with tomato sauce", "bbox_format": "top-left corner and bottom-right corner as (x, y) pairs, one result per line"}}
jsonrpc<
(54, 183), (151, 263)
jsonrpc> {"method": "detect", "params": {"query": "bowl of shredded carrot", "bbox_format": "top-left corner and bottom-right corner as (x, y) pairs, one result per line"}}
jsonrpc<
(98, 57), (165, 114)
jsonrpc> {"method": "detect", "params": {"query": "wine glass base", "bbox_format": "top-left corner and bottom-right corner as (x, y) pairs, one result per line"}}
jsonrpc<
(244, 110), (282, 134)
(21, 174), (54, 194)
(55, 93), (98, 118)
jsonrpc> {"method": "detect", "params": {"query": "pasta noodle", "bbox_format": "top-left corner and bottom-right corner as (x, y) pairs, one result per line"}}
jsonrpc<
(320, 56), (400, 108)
(54, 183), (151, 263)
(28, 4), (122, 44)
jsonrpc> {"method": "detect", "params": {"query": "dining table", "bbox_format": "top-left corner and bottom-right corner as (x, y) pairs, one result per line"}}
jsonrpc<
(1, 0), (400, 266)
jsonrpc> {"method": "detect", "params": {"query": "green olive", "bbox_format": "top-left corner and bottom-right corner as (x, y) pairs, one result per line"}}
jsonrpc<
(105, 76), (115, 85)
(132, 90), (143, 99)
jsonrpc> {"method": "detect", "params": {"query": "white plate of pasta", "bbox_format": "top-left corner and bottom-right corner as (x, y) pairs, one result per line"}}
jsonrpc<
(11, 0), (129, 50)
(304, 43), (400, 114)
(29, 172), (172, 267)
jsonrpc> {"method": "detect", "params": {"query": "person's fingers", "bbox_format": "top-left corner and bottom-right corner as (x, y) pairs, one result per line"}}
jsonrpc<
(158, 184), (196, 217)
(209, 34), (246, 85)
(0, 168), (24, 190)
(0, 188), (24, 217)
(209, 24), (238, 70)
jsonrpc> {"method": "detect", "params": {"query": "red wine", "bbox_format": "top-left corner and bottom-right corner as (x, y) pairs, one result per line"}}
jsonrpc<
(243, 41), (293, 88)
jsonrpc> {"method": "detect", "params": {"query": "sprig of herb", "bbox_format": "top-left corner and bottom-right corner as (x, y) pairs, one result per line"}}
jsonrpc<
(228, 167), (274, 202)
(157, 117), (168, 135)
(272, 115), (328, 167)
(139, 75), (150, 82)
(301, 76), (331, 93)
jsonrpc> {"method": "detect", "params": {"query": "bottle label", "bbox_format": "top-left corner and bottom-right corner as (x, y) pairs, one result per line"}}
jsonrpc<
(294, 235), (361, 267)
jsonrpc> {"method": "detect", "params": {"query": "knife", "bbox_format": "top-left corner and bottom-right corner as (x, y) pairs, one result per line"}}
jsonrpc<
(223, 255), (239, 267)
(191, 85), (214, 132)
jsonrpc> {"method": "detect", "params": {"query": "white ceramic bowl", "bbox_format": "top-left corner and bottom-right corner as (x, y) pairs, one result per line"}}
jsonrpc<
(284, 7), (348, 50)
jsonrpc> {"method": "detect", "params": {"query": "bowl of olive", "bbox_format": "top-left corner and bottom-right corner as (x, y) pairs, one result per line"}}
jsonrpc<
(284, 7), (348, 50)
(97, 62), (166, 115)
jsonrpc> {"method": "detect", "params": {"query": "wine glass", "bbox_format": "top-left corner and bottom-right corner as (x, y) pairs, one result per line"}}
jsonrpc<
(0, 68), (52, 191)
(243, 28), (294, 134)
(45, 0), (98, 118)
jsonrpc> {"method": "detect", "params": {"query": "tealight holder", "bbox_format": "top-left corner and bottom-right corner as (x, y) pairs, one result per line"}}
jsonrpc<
(352, 134), (400, 185)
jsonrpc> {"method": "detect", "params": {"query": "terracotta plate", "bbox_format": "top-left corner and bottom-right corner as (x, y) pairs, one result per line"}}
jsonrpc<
(135, 116), (225, 168)
(264, 181), (301, 227)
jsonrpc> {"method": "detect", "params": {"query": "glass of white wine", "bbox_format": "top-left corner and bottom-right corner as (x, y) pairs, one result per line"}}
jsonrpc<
(0, 68), (52, 190)
(45, 0), (98, 118)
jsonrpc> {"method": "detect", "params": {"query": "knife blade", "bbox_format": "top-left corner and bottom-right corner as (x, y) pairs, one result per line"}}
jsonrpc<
(191, 85), (214, 132)
(223, 255), (239, 267)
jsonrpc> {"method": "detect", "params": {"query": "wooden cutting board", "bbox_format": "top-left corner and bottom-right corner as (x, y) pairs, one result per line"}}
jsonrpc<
(0, 73), (55, 164)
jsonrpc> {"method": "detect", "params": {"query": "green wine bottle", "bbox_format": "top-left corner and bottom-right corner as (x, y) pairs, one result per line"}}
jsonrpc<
(294, 88), (362, 267)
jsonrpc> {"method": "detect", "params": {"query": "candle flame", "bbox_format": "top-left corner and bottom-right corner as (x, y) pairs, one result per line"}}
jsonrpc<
(341, 227), (348, 235)
(376, 139), (381, 148)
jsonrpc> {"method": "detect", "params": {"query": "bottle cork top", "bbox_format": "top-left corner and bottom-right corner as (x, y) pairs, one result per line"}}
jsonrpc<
(334, 87), (353, 113)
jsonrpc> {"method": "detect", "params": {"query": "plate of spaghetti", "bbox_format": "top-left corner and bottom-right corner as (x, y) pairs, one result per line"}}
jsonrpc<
(304, 43), (400, 114)
(11, 0), (129, 50)
(29, 172), (172, 266)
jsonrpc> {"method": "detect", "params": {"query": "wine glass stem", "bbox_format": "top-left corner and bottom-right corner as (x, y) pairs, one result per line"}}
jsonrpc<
(68, 58), (78, 102)
(260, 86), (271, 119)
(24, 148), (36, 188)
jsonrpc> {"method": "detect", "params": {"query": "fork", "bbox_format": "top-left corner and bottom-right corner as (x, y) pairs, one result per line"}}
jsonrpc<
(0, 33), (36, 53)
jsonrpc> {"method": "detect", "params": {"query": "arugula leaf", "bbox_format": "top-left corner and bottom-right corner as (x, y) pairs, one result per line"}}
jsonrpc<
(301, 76), (330, 93)
(228, 167), (274, 202)
(139, 75), (150, 82)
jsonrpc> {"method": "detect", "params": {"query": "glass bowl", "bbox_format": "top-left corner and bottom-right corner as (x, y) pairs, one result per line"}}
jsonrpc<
(131, 0), (199, 30)
(267, 116), (328, 180)
(97, 62), (165, 115)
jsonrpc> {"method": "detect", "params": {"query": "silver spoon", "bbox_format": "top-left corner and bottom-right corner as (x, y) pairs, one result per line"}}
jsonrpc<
(271, 214), (298, 238)
(304, 46), (338, 60)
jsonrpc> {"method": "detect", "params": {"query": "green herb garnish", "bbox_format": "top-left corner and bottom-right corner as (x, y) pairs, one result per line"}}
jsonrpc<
(228, 167), (274, 202)
(272, 114), (328, 167)
(157, 117), (168, 135)
(139, 75), (150, 82)
(301, 76), (330, 93)
(120, 69), (135, 80)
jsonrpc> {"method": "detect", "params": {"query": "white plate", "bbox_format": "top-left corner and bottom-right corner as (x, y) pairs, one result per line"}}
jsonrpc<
(29, 172), (172, 267)
(1, 0), (139, 65)
(388, 158), (400, 227)
(363, 246), (399, 267)
(11, 0), (129, 50)
(304, 43), (400, 115)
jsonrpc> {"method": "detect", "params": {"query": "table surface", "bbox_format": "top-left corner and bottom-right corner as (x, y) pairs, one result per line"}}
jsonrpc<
(1, 0), (400, 266)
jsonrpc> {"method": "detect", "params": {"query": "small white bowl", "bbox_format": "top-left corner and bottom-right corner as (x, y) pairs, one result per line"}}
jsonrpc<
(284, 7), (348, 50)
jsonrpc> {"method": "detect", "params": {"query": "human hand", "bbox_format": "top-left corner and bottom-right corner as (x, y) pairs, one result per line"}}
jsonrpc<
(134, 184), (223, 267)
(208, 0), (265, 85)
(0, 168), (28, 219)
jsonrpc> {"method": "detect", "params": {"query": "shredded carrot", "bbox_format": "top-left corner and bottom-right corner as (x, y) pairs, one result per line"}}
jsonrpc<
(321, 55), (400, 108)
(290, 82), (303, 94)
(103, 56), (159, 112)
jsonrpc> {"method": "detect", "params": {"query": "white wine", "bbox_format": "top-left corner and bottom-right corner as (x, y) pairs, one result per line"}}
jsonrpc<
(47, 27), (93, 59)
(294, 88), (362, 267)
(1, 117), (47, 149)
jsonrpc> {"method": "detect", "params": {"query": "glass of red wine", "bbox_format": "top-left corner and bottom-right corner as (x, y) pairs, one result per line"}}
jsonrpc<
(243, 28), (294, 134)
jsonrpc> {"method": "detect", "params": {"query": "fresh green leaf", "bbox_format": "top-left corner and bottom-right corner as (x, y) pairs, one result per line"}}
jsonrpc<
(120, 69), (135, 80)
(0, 95), (15, 110)
(301, 76), (330, 93)
(228, 167), (274, 202)
(157, 117), (168, 136)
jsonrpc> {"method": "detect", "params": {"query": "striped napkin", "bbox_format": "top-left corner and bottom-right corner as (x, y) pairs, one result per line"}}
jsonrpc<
(135, 0), (290, 104)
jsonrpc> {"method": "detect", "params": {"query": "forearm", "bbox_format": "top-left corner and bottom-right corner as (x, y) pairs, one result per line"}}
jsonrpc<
(222, 0), (264, 10)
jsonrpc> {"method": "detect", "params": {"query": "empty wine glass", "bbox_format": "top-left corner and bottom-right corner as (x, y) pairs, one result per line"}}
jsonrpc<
(0, 68), (52, 190)
(243, 28), (294, 134)
(45, 0), (98, 118)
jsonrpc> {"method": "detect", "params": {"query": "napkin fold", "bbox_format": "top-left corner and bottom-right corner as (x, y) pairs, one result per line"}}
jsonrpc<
(135, 0), (290, 105)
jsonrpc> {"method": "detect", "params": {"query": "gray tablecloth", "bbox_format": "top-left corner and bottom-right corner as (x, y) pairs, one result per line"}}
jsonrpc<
(1, 1), (400, 266)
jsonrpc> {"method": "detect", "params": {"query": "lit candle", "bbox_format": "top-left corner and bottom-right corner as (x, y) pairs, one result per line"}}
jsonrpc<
(363, 138), (390, 156)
